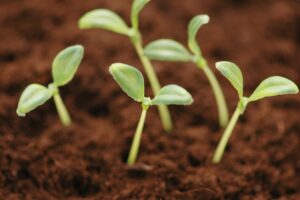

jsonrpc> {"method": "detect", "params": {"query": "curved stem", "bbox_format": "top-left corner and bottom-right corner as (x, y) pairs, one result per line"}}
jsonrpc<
(212, 106), (241, 163)
(127, 107), (148, 165)
(53, 90), (72, 126)
(199, 64), (229, 128)
(132, 38), (172, 132)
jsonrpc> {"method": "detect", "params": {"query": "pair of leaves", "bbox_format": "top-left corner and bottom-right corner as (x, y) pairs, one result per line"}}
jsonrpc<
(144, 15), (209, 62)
(78, 0), (150, 35)
(216, 61), (299, 102)
(17, 45), (84, 117)
(109, 63), (193, 106)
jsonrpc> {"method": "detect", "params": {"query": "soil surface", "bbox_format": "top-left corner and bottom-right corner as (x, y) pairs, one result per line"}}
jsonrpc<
(0, 0), (300, 199)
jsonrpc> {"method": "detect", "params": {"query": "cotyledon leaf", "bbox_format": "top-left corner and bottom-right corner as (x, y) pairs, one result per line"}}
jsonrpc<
(144, 39), (194, 62)
(16, 84), (53, 117)
(249, 76), (299, 101)
(109, 63), (145, 102)
(52, 45), (84, 87)
(151, 84), (193, 105)
(79, 9), (130, 35)
(188, 15), (209, 56)
(216, 61), (244, 98)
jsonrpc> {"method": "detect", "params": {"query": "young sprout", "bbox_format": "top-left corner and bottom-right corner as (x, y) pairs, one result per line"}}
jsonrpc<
(212, 61), (299, 163)
(78, 0), (173, 132)
(16, 45), (84, 126)
(144, 15), (229, 128)
(109, 63), (193, 165)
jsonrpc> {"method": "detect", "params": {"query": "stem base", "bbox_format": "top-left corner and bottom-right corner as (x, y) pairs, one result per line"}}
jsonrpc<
(127, 108), (148, 165)
(212, 107), (241, 163)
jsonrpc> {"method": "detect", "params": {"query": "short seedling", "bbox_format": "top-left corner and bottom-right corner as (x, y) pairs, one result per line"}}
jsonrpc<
(78, 0), (173, 132)
(212, 61), (299, 163)
(109, 63), (193, 165)
(144, 15), (229, 128)
(16, 45), (84, 126)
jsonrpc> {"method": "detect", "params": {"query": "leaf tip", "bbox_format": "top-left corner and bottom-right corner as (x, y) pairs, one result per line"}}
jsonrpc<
(77, 45), (85, 55)
(199, 14), (210, 24)
(215, 61), (228, 70)
(16, 109), (25, 117)
(289, 79), (300, 93)
(109, 63), (122, 75)
(188, 95), (194, 105)
(74, 44), (84, 50)
(78, 14), (89, 29)
(183, 91), (194, 105)
(71, 44), (85, 57)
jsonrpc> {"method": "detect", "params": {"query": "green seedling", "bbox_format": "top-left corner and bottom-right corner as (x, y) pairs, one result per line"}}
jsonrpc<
(144, 15), (229, 128)
(109, 63), (193, 165)
(78, 0), (173, 132)
(212, 61), (299, 163)
(16, 45), (84, 126)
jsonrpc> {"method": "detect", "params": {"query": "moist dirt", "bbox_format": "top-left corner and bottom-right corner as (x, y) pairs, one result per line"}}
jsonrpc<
(0, 0), (299, 199)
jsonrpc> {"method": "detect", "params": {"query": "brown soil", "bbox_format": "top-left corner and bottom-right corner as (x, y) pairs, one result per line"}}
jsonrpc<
(0, 0), (300, 199)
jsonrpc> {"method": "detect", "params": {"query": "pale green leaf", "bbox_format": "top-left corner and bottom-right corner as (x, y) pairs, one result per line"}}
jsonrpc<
(109, 63), (145, 102)
(216, 61), (244, 98)
(52, 45), (84, 87)
(151, 85), (193, 105)
(16, 84), (53, 117)
(249, 76), (299, 101)
(144, 39), (194, 62)
(79, 9), (130, 35)
(131, 0), (150, 30)
(188, 15), (209, 56)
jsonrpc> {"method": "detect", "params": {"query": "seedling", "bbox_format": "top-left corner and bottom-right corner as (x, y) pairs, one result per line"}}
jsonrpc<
(78, 0), (173, 132)
(212, 61), (299, 163)
(109, 63), (193, 165)
(16, 45), (84, 126)
(144, 15), (229, 128)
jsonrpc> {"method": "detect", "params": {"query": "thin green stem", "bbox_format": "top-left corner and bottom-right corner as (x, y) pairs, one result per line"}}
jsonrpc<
(212, 106), (241, 163)
(131, 36), (172, 132)
(198, 63), (229, 128)
(127, 107), (148, 165)
(53, 90), (72, 126)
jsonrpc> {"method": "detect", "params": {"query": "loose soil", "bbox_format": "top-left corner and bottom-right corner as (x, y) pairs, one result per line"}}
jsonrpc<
(0, 0), (299, 199)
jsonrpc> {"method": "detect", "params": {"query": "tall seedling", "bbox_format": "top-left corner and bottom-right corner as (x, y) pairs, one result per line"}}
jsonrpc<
(16, 45), (84, 126)
(144, 15), (229, 128)
(109, 63), (193, 165)
(212, 61), (299, 163)
(78, 0), (173, 132)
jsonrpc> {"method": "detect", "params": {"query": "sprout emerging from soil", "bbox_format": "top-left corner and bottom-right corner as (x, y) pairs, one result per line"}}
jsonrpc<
(16, 45), (84, 126)
(78, 0), (174, 132)
(212, 61), (299, 163)
(109, 63), (193, 165)
(144, 15), (229, 128)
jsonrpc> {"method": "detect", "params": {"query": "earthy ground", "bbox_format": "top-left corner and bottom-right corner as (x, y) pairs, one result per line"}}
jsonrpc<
(0, 0), (299, 199)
